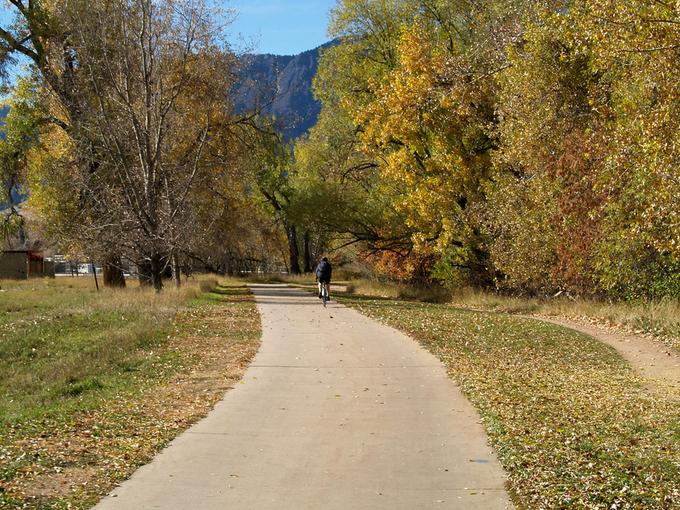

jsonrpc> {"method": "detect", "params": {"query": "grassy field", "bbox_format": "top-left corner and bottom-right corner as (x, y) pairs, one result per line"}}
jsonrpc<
(340, 294), (680, 509)
(0, 276), (260, 509)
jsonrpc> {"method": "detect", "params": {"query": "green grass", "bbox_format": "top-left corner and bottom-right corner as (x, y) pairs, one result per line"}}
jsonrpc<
(0, 278), (194, 427)
(341, 294), (680, 509)
(0, 276), (260, 509)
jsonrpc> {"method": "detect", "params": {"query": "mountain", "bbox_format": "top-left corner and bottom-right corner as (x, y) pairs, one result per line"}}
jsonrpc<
(235, 41), (335, 141)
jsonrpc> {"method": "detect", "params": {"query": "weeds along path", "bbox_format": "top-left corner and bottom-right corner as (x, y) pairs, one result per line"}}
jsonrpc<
(522, 316), (680, 389)
(95, 284), (513, 510)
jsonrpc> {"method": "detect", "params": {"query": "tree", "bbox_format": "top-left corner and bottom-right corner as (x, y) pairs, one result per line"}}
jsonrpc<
(581, 0), (680, 298)
(315, 0), (537, 283)
(489, 0), (680, 298)
(244, 125), (305, 274)
(292, 97), (415, 265)
(1, 0), (128, 285)
(0, 75), (41, 247)
(313, 0), (678, 299)
(65, 0), (239, 290)
(6, 0), (245, 291)
(489, 7), (607, 294)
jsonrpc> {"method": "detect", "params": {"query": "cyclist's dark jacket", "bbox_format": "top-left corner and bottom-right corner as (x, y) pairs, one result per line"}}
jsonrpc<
(316, 260), (332, 282)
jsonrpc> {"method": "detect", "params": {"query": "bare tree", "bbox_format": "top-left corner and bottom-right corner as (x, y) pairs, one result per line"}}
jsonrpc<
(65, 0), (240, 290)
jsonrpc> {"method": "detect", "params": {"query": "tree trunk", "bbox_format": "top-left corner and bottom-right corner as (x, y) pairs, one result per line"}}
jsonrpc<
(138, 259), (152, 286)
(103, 254), (126, 288)
(17, 216), (26, 247)
(303, 231), (313, 273)
(150, 253), (164, 292)
(287, 224), (301, 275)
(91, 259), (100, 291)
(173, 253), (181, 287)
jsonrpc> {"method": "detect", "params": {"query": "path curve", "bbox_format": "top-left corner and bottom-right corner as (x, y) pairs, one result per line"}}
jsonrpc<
(95, 285), (512, 509)
(522, 315), (680, 389)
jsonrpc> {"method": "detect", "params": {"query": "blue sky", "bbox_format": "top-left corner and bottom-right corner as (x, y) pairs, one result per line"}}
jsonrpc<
(0, 1), (338, 57)
(228, 0), (337, 55)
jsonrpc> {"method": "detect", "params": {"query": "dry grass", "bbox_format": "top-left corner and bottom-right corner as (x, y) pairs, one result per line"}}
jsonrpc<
(0, 274), (216, 319)
(240, 273), (349, 294)
(448, 287), (680, 351)
(241, 273), (317, 286)
(344, 278), (450, 302)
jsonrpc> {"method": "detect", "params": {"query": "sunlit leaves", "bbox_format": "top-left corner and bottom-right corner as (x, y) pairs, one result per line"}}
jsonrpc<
(492, 0), (680, 298)
(314, 0), (678, 297)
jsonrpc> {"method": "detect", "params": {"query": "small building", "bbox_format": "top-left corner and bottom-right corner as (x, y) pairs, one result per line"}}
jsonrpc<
(0, 249), (55, 279)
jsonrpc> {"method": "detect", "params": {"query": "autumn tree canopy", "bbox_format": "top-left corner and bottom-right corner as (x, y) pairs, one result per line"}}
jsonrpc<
(296, 0), (679, 299)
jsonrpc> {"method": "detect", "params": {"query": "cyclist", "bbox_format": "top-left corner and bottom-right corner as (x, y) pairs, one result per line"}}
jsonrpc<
(315, 256), (332, 300)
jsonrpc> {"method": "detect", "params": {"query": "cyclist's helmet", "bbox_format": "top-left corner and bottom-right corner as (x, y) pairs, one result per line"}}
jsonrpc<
(322, 256), (328, 262)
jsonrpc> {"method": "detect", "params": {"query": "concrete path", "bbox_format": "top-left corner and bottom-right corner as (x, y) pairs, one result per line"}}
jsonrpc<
(95, 285), (512, 509)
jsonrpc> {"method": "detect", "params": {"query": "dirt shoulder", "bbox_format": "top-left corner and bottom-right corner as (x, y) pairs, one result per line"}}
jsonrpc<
(524, 315), (680, 389)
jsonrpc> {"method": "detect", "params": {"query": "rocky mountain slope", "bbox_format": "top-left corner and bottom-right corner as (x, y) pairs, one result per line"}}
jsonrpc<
(235, 41), (334, 140)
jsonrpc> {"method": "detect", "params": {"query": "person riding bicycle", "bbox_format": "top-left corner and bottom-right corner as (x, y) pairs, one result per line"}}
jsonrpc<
(315, 256), (332, 299)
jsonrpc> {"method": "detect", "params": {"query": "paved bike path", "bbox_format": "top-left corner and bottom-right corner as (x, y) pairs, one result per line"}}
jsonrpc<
(95, 285), (512, 509)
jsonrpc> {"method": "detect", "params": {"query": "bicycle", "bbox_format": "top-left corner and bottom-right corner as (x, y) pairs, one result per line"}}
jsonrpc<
(319, 281), (330, 307)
